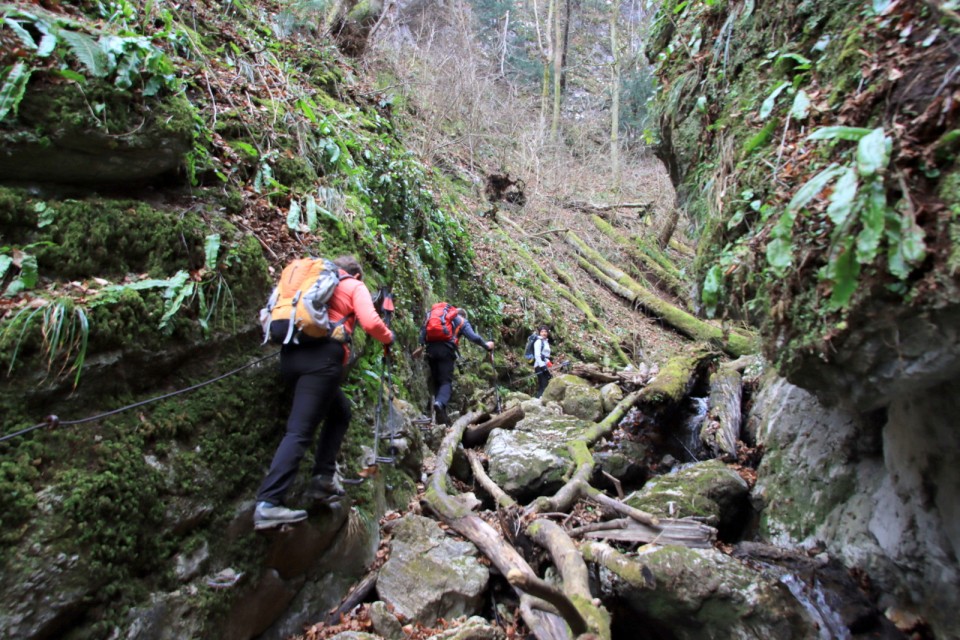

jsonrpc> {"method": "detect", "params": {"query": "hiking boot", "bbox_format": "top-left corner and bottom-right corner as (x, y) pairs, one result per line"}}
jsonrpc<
(433, 401), (449, 426)
(305, 474), (345, 501)
(253, 502), (308, 530)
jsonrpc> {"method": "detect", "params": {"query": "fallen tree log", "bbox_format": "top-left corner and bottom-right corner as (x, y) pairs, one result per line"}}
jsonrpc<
(565, 199), (653, 215)
(700, 366), (742, 459)
(495, 224), (633, 367)
(571, 517), (716, 548)
(423, 412), (598, 640)
(463, 404), (524, 448)
(591, 215), (688, 302)
(466, 450), (516, 509)
(565, 231), (756, 357)
(568, 362), (654, 389)
(634, 348), (715, 419)
(324, 568), (379, 625)
(568, 363), (620, 384)
(581, 389), (644, 447)
(528, 520), (611, 638)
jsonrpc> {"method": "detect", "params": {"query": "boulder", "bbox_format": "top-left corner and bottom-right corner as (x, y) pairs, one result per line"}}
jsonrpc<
(369, 601), (404, 639)
(484, 403), (591, 502)
(625, 459), (749, 537)
(593, 544), (820, 639)
(592, 439), (649, 489)
(376, 515), (489, 626)
(541, 374), (604, 422)
(750, 372), (960, 639)
(599, 382), (625, 414)
(425, 616), (504, 640)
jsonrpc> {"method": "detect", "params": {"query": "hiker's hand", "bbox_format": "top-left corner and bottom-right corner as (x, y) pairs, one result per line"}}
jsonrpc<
(485, 341), (495, 351)
(412, 346), (423, 360)
(383, 342), (392, 358)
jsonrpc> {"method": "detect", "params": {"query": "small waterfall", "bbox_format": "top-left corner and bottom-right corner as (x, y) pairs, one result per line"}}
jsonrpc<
(672, 396), (708, 462)
(779, 573), (852, 640)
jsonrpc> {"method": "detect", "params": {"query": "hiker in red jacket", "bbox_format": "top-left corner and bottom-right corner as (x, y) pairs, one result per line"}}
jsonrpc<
(254, 255), (394, 530)
(419, 304), (494, 425)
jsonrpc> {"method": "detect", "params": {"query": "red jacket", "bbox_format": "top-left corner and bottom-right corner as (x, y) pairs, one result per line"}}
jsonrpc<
(328, 272), (393, 358)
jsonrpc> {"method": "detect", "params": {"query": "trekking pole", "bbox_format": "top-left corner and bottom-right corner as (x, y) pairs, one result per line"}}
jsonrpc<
(511, 359), (572, 384)
(372, 293), (397, 465)
(489, 349), (502, 414)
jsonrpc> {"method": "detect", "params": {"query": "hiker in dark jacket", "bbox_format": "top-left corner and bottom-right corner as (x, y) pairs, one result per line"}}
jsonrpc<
(254, 255), (394, 530)
(419, 307), (494, 425)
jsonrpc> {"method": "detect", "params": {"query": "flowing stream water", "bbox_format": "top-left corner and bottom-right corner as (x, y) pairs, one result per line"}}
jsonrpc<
(672, 396), (708, 462)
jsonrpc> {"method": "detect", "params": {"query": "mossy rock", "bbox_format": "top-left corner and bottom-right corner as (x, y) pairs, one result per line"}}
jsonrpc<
(625, 459), (749, 537)
(0, 78), (194, 185)
(0, 188), (237, 279)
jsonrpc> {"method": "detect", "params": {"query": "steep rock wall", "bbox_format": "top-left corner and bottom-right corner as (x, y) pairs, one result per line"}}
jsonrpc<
(648, 1), (960, 636)
(749, 373), (960, 638)
(648, 0), (960, 407)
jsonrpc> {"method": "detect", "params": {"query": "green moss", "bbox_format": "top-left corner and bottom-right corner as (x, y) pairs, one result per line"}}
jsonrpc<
(741, 119), (778, 157)
(757, 442), (857, 541)
(5, 77), (194, 154)
(273, 154), (319, 191)
(0, 193), (206, 279)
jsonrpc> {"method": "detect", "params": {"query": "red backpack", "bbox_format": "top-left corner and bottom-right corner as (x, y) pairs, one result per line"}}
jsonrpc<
(423, 303), (461, 343)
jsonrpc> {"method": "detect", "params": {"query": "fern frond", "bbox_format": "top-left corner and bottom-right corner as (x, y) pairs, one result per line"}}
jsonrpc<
(59, 30), (109, 78)
(2, 15), (39, 49)
(0, 61), (31, 121)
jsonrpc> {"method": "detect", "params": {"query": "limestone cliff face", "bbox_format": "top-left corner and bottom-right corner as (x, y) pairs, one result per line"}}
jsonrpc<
(748, 374), (960, 639)
(648, 1), (960, 636)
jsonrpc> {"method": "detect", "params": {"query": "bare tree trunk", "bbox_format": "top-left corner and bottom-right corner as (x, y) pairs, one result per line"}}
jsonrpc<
(658, 207), (679, 249)
(550, 0), (563, 141)
(463, 404), (524, 447)
(610, 4), (621, 190)
(500, 9), (510, 76)
(541, 0), (555, 123)
(560, 0), (571, 91)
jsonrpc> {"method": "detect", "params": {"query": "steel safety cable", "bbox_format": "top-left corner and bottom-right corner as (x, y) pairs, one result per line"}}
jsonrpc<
(0, 351), (280, 443)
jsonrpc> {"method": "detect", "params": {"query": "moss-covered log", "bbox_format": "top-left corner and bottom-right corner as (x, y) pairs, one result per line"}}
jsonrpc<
(635, 348), (715, 419)
(565, 231), (756, 357)
(591, 215), (688, 301)
(423, 412), (576, 640)
(496, 227), (633, 367)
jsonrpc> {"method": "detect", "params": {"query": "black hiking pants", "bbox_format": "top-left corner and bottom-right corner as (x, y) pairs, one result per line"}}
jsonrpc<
(425, 341), (457, 408)
(257, 339), (348, 505)
(535, 365), (551, 398)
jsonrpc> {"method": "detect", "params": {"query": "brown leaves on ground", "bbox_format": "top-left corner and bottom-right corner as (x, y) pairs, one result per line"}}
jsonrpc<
(299, 601), (528, 640)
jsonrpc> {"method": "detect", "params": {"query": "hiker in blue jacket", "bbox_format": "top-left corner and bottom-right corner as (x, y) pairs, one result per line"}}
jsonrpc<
(419, 306), (494, 425)
(532, 326), (552, 398)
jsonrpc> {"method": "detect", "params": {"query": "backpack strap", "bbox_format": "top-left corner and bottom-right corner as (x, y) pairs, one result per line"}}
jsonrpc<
(284, 291), (302, 344)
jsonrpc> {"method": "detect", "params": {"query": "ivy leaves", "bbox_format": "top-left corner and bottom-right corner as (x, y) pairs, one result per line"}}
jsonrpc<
(764, 126), (926, 310)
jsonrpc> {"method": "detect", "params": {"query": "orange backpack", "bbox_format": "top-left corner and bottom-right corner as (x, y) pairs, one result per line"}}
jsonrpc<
(423, 302), (461, 343)
(259, 258), (353, 344)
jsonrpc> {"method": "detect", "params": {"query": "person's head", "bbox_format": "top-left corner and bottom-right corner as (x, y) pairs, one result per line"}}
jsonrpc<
(333, 255), (363, 279)
(456, 308), (467, 320)
(538, 326), (549, 338)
